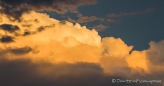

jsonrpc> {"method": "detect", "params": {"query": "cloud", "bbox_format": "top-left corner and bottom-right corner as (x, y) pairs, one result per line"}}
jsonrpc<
(0, 11), (164, 86)
(68, 14), (104, 23)
(107, 13), (122, 17)
(126, 50), (149, 74)
(92, 24), (107, 31)
(102, 37), (133, 57)
(145, 40), (164, 76)
(106, 8), (156, 23)
(107, 8), (156, 18)
(146, 41), (164, 65)
(23, 31), (31, 36)
(9, 46), (32, 55)
(0, 46), (32, 57)
(0, 57), (162, 86)
(0, 24), (20, 33)
(0, 0), (97, 20)
(107, 19), (116, 22)
(0, 35), (14, 43)
(122, 8), (156, 16)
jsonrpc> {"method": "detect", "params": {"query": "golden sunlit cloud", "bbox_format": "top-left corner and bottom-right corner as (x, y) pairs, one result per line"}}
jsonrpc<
(0, 10), (164, 86)
(0, 11), (163, 71)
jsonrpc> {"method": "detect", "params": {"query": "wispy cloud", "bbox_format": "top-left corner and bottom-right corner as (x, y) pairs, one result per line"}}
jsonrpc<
(106, 19), (116, 22)
(92, 24), (108, 31)
(106, 8), (156, 23)
(107, 13), (122, 17)
(107, 8), (156, 18)
(0, 0), (97, 20)
(68, 14), (104, 23)
(122, 8), (156, 16)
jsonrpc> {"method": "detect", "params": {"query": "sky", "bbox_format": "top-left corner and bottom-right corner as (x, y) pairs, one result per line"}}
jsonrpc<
(0, 0), (164, 86)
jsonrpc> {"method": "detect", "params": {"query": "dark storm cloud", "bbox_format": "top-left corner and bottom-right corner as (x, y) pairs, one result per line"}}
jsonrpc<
(0, 35), (14, 43)
(0, 0), (97, 20)
(0, 59), (105, 86)
(0, 24), (20, 33)
(0, 56), (162, 86)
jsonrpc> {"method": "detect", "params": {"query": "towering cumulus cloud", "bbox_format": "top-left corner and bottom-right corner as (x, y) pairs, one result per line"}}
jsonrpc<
(0, 1), (164, 86)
